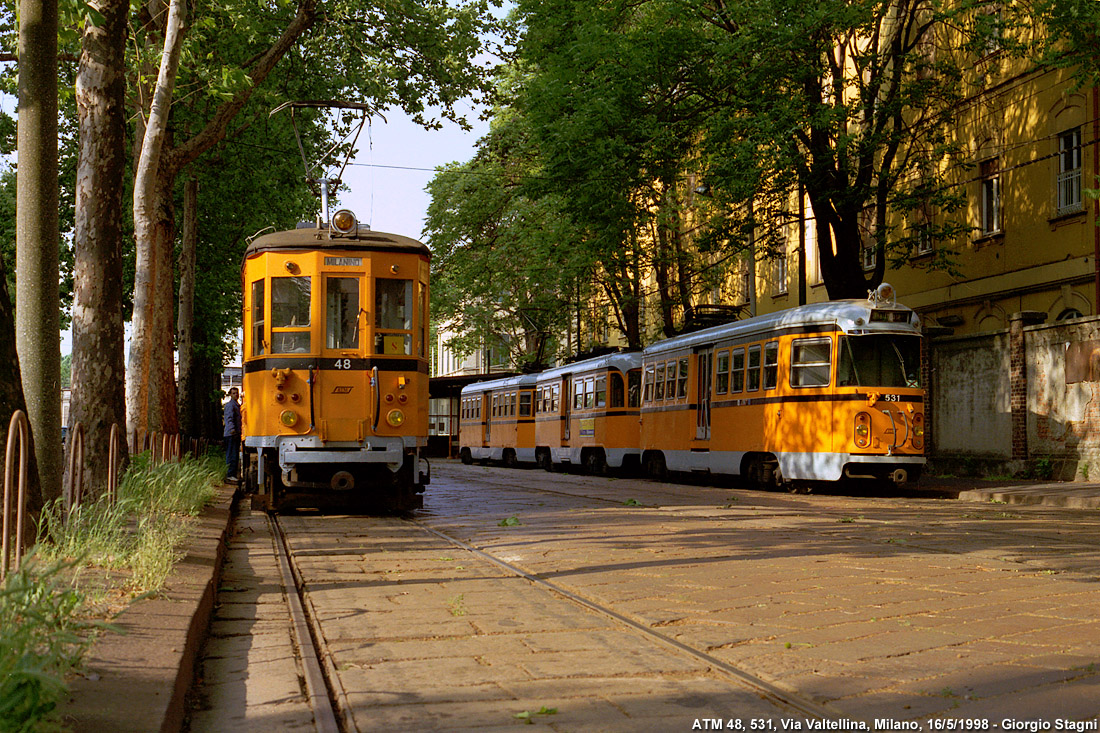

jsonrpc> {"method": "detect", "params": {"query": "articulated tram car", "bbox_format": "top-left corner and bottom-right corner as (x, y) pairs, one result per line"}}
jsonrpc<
(533, 352), (643, 473)
(458, 284), (925, 490)
(640, 284), (925, 488)
(458, 373), (538, 466)
(241, 211), (431, 511)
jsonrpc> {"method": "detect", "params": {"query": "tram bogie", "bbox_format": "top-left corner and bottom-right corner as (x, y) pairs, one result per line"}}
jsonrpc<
(241, 213), (431, 512)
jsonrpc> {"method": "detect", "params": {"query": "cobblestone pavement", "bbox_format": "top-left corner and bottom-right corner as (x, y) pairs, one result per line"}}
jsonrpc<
(414, 464), (1100, 725)
(189, 466), (1100, 731)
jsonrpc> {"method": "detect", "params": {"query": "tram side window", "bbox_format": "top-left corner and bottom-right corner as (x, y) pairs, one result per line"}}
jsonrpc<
(716, 350), (730, 395)
(520, 390), (533, 417)
(628, 369), (641, 408)
(250, 280), (265, 356)
(610, 373), (624, 408)
(271, 276), (311, 353)
(551, 383), (560, 412)
(747, 345), (762, 391)
(731, 348), (745, 392)
(573, 380), (583, 410)
(678, 358), (689, 399)
(595, 375), (607, 407)
(665, 361), (676, 400)
(375, 278), (413, 355)
(642, 365), (655, 403)
(791, 338), (832, 387)
(764, 341), (780, 390)
(584, 377), (595, 409)
(655, 364), (666, 400)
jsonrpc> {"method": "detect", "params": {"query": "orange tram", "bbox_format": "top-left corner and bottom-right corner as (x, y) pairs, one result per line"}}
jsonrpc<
(241, 210), (431, 511)
(459, 284), (925, 489)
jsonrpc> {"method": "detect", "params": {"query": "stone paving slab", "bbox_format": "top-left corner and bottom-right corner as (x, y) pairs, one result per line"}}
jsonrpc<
(186, 506), (315, 732)
(423, 463), (1100, 724)
(279, 513), (803, 731)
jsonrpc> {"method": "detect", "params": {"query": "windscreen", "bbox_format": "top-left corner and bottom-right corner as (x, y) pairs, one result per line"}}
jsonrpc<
(837, 334), (921, 388)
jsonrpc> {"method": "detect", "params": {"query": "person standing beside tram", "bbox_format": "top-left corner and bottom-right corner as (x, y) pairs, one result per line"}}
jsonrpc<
(223, 387), (242, 481)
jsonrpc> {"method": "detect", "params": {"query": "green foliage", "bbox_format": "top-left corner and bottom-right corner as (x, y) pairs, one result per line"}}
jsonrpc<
(518, 0), (733, 338)
(0, 555), (98, 733)
(426, 76), (588, 368)
(1020, 0), (1100, 87)
(37, 453), (221, 591)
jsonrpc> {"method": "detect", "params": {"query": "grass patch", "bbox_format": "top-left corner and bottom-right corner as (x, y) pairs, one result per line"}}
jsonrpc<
(0, 451), (222, 731)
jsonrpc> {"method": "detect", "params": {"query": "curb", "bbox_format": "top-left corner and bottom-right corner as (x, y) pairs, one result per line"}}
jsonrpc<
(61, 483), (239, 733)
(956, 483), (1100, 508)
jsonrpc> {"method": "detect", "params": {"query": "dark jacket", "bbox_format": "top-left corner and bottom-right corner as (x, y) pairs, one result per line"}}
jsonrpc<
(223, 398), (241, 438)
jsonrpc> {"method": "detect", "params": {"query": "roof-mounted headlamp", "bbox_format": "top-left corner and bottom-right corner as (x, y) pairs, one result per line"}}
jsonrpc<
(330, 209), (357, 236)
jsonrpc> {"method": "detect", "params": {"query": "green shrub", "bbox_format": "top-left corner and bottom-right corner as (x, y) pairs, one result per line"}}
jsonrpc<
(0, 554), (100, 733)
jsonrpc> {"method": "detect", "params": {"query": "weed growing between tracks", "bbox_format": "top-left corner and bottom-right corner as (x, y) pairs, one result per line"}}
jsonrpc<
(0, 452), (221, 731)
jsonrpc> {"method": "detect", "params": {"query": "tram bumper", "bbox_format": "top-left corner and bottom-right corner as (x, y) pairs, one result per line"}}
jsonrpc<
(278, 437), (405, 472)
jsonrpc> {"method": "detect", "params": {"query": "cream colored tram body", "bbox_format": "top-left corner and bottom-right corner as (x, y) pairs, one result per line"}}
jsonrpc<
(240, 216), (431, 510)
(458, 373), (538, 466)
(639, 286), (925, 487)
(533, 352), (643, 474)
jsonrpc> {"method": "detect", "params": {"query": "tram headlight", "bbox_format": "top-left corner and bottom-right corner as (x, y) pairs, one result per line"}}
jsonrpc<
(854, 412), (871, 449)
(280, 410), (299, 428)
(912, 413), (925, 450)
(331, 209), (357, 235)
(386, 409), (405, 428)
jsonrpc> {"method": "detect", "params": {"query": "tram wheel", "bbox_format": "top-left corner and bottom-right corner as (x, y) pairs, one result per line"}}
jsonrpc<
(503, 449), (518, 468)
(645, 452), (667, 481)
(459, 448), (473, 465)
(584, 450), (606, 476)
(536, 449), (553, 472)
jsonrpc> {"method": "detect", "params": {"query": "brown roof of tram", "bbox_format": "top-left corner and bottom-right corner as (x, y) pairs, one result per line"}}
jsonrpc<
(244, 226), (430, 259)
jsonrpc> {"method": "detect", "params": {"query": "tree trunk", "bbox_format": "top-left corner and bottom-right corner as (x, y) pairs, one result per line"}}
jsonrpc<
(127, 0), (319, 438)
(127, 0), (186, 438)
(71, 0), (130, 496)
(0, 259), (42, 530)
(16, 0), (61, 506)
(177, 178), (197, 436)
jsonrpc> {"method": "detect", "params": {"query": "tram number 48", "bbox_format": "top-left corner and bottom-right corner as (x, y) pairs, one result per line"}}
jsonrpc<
(333, 358), (353, 370)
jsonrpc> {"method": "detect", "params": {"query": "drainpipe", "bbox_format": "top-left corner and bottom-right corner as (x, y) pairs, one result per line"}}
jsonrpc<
(1094, 84), (1099, 314)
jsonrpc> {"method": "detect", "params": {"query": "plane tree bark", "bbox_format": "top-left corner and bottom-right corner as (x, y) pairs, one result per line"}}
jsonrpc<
(71, 0), (130, 494)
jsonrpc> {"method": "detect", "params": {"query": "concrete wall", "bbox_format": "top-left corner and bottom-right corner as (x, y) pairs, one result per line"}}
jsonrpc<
(931, 330), (1012, 457)
(1027, 317), (1100, 467)
(930, 314), (1100, 477)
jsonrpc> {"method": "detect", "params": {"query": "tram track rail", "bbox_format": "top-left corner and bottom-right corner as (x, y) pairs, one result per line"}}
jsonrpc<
(268, 513), (348, 733)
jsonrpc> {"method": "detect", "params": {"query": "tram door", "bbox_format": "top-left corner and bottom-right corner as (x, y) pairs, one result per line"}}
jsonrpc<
(696, 348), (712, 441)
(319, 274), (367, 443)
(561, 375), (571, 442)
(482, 394), (491, 445)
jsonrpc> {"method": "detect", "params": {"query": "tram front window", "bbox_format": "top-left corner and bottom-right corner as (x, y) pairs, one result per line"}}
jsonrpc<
(271, 276), (311, 353)
(375, 278), (413, 355)
(326, 277), (360, 349)
(837, 334), (921, 388)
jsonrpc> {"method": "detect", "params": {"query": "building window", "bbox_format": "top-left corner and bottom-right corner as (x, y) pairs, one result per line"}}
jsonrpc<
(859, 206), (877, 270)
(1058, 127), (1083, 215)
(773, 251), (788, 295)
(979, 158), (1001, 235)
